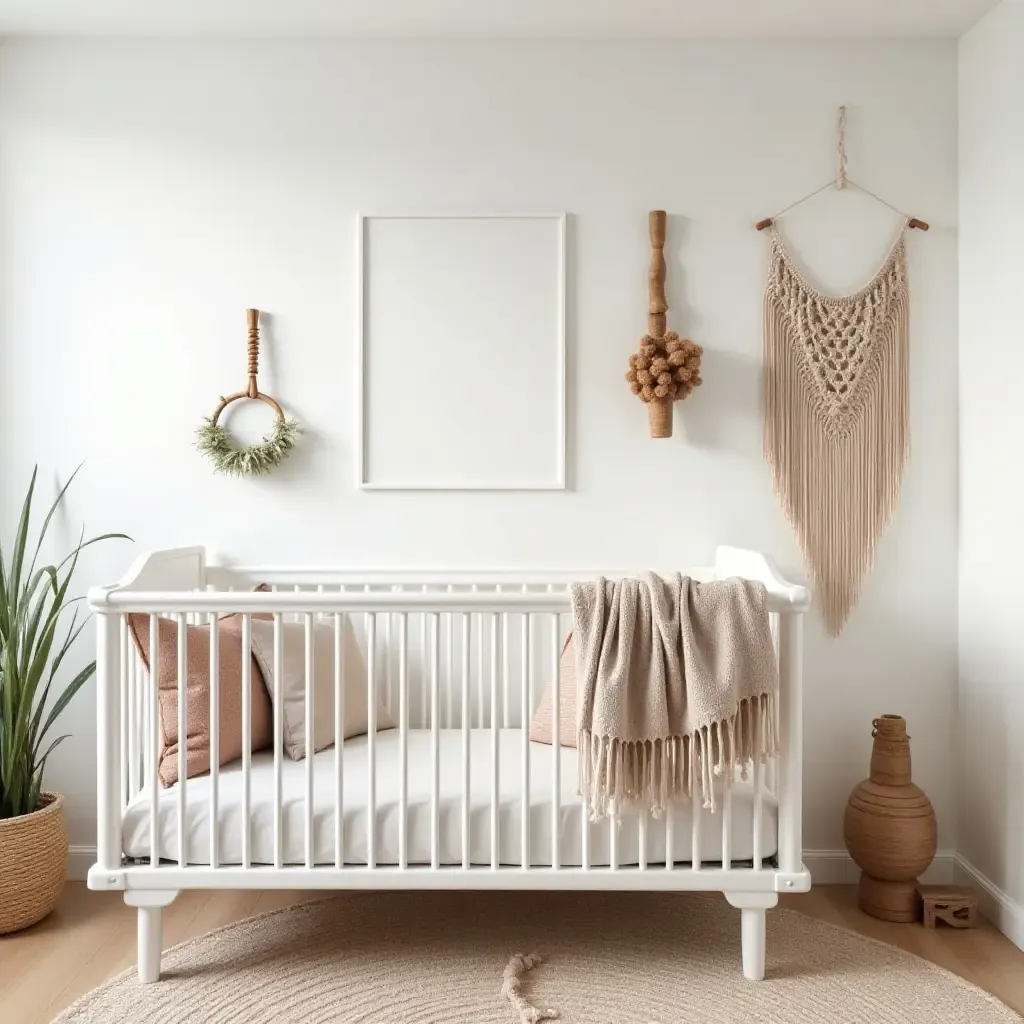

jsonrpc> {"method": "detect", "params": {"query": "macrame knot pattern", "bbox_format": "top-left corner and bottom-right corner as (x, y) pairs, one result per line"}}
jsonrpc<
(768, 236), (907, 441)
(501, 953), (560, 1024)
(764, 229), (910, 635)
(625, 332), (703, 403)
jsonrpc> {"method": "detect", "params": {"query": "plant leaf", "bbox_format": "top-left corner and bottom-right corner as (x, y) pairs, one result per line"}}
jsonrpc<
(26, 462), (83, 584)
(34, 661), (95, 755)
(8, 466), (38, 607)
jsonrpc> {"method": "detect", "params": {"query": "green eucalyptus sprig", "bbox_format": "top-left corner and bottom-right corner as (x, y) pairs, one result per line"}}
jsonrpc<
(195, 417), (300, 477)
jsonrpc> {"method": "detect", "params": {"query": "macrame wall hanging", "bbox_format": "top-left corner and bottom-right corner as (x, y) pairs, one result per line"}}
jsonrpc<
(757, 108), (929, 635)
(196, 309), (300, 476)
(625, 210), (703, 438)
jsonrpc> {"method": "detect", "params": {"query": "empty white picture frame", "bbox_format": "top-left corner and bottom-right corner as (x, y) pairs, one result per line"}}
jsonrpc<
(357, 213), (566, 490)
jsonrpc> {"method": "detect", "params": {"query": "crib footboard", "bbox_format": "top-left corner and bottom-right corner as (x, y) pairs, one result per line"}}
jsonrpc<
(87, 548), (810, 983)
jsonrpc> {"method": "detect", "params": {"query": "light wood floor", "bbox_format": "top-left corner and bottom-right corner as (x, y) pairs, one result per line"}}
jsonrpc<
(2, 884), (1022, 1023)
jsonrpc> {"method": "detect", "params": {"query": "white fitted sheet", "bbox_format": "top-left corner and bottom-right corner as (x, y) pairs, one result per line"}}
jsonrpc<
(123, 729), (777, 867)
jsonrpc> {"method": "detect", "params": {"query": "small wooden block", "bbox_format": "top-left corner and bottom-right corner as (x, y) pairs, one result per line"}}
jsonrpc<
(917, 885), (978, 929)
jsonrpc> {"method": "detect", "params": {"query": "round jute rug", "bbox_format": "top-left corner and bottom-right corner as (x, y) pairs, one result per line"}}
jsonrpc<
(55, 891), (1020, 1023)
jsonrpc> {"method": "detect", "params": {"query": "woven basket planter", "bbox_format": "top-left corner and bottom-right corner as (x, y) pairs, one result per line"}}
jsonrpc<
(0, 792), (68, 934)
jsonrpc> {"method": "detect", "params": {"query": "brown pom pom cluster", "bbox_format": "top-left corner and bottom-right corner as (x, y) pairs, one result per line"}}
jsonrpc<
(625, 332), (703, 403)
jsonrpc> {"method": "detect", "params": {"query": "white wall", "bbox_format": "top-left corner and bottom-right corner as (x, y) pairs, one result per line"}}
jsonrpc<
(0, 39), (958, 860)
(958, 0), (1024, 924)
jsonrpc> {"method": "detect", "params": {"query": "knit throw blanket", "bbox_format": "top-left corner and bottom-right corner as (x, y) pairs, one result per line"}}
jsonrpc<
(764, 227), (909, 635)
(572, 574), (779, 820)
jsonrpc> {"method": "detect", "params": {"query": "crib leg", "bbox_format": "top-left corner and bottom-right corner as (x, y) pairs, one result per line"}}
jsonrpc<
(124, 891), (179, 984)
(724, 892), (778, 981)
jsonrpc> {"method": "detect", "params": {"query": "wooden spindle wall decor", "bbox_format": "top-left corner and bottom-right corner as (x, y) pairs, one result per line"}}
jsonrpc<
(625, 211), (703, 438)
(647, 212), (671, 437)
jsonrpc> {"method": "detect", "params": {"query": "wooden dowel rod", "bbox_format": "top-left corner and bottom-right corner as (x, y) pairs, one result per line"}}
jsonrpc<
(758, 214), (927, 232)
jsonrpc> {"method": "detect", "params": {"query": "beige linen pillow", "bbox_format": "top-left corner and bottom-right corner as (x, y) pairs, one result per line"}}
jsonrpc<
(529, 632), (578, 748)
(128, 613), (274, 788)
(248, 617), (396, 760)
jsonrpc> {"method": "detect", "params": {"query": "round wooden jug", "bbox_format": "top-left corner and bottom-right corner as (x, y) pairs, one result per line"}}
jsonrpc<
(843, 715), (936, 922)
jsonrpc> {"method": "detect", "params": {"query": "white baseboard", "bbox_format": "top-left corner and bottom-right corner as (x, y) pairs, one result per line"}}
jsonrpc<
(953, 855), (1024, 953)
(803, 849), (956, 886)
(68, 845), (96, 882)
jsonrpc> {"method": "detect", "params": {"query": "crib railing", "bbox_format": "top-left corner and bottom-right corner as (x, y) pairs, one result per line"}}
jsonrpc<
(89, 549), (809, 895)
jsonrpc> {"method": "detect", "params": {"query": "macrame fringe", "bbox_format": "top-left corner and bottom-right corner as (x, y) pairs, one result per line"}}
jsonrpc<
(764, 230), (909, 634)
(501, 953), (560, 1024)
(578, 693), (779, 822)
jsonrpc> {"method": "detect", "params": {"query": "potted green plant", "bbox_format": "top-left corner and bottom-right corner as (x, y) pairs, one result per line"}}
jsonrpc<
(0, 467), (128, 933)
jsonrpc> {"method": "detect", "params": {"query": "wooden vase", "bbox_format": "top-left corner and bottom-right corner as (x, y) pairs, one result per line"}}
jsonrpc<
(843, 715), (937, 922)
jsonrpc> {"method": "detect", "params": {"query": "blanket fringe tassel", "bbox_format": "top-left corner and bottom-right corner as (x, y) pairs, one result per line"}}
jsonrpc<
(578, 693), (779, 822)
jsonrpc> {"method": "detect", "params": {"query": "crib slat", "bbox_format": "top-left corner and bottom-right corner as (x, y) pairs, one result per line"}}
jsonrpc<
(128, 619), (140, 801)
(474, 587), (484, 729)
(499, 588), (508, 728)
(273, 613), (284, 870)
(610, 809), (618, 871)
(136, 642), (145, 794)
(446, 596), (454, 728)
(209, 612), (220, 870)
(420, 585), (428, 726)
(398, 612), (408, 870)
(722, 785), (732, 871)
(550, 612), (560, 871)
(691, 739), (702, 871)
(334, 611), (346, 869)
(431, 613), (440, 870)
(177, 613), (188, 868)
(241, 614), (252, 870)
(367, 613), (377, 869)
(149, 615), (160, 867)
(120, 617), (129, 814)
(461, 612), (471, 870)
(579, 613), (590, 873)
(753, 713), (764, 871)
(581, 801), (590, 870)
(304, 613), (314, 869)
(639, 812), (648, 871)
(490, 613), (500, 870)
(384, 602), (392, 717)
(665, 806), (674, 870)
(521, 610), (530, 870)
(134, 640), (144, 792)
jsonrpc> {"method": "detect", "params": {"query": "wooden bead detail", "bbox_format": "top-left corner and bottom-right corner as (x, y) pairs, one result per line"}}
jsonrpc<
(246, 308), (260, 399)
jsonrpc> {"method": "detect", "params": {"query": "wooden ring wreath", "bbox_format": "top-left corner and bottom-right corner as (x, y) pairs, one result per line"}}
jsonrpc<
(625, 211), (703, 438)
(195, 309), (300, 476)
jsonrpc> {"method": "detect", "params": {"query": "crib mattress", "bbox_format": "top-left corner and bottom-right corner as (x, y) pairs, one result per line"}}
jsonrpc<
(122, 729), (778, 867)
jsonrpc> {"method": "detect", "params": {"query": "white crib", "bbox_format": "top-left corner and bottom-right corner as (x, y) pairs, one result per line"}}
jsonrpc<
(87, 545), (810, 984)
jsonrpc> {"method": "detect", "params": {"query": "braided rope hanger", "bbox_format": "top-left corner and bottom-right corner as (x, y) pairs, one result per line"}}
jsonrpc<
(210, 309), (284, 425)
(756, 106), (929, 232)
